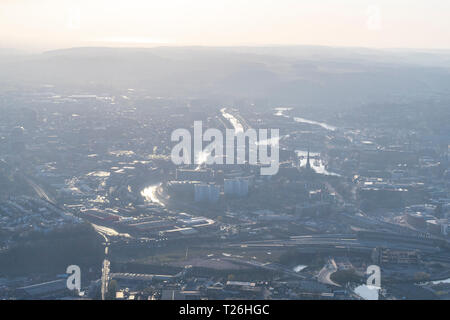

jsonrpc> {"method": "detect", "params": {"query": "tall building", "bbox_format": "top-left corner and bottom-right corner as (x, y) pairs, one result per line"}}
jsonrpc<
(224, 178), (249, 197)
(372, 247), (420, 265)
(194, 183), (220, 203)
(305, 147), (311, 171)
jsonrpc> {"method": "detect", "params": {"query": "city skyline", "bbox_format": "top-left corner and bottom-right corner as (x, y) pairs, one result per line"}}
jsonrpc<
(0, 1), (449, 304)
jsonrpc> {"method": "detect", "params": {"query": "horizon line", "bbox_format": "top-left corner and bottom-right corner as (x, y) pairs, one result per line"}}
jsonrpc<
(3, 43), (450, 55)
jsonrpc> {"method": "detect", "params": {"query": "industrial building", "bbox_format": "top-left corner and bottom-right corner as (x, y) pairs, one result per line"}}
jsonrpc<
(372, 247), (420, 265)
(176, 168), (213, 182)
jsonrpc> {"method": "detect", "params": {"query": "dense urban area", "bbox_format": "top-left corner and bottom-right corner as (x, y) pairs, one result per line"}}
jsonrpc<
(0, 46), (449, 300)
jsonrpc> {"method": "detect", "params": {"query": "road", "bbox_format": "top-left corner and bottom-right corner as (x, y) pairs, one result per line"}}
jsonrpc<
(220, 256), (307, 279)
(227, 233), (446, 255)
(94, 226), (110, 301)
(317, 259), (340, 287)
(101, 258), (110, 300)
(24, 176), (56, 204)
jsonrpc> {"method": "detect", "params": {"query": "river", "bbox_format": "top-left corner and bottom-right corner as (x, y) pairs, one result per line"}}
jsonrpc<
(293, 265), (307, 272)
(296, 150), (340, 176)
(431, 277), (450, 285)
(274, 107), (337, 131)
(221, 108), (244, 133)
(294, 117), (337, 131)
(141, 183), (165, 207)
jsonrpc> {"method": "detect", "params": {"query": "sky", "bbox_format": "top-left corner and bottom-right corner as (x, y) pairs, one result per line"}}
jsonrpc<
(1, 0), (449, 52)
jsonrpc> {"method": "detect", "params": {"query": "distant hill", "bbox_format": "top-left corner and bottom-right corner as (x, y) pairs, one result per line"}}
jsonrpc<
(0, 46), (449, 105)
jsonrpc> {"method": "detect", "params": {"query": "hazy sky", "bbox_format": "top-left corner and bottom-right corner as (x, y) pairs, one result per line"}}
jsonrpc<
(1, 0), (449, 51)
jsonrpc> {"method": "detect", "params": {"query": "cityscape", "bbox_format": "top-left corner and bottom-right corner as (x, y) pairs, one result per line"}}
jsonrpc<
(0, 1), (449, 304)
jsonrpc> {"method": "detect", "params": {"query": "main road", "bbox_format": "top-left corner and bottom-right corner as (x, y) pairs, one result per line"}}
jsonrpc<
(94, 227), (110, 301)
(101, 258), (110, 300)
(226, 233), (446, 255)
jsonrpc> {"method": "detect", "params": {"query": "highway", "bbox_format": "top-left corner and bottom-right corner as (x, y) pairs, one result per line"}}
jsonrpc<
(101, 258), (110, 300)
(24, 177), (56, 205)
(94, 226), (110, 301)
(317, 259), (340, 287)
(221, 256), (307, 279)
(227, 233), (447, 255)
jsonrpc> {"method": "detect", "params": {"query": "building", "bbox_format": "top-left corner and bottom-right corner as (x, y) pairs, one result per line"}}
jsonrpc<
(426, 219), (449, 236)
(161, 290), (201, 300)
(372, 247), (420, 265)
(406, 212), (428, 229)
(176, 169), (213, 182)
(194, 183), (220, 203)
(224, 178), (249, 197)
(17, 279), (69, 298)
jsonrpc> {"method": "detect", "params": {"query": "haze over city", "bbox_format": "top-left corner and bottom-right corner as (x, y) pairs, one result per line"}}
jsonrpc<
(0, 0), (449, 305)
